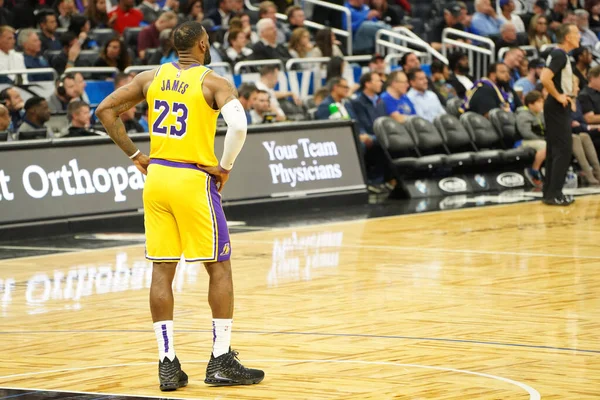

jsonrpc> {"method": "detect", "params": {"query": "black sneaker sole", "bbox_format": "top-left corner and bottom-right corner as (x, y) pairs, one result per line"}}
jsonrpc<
(160, 380), (188, 391)
(204, 376), (264, 386)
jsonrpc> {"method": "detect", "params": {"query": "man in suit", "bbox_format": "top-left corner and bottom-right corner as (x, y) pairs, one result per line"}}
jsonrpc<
(207, 0), (235, 28)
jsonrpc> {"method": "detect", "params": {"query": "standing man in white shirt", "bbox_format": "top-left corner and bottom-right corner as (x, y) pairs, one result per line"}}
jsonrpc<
(406, 69), (447, 123)
(498, 0), (526, 32)
(0, 26), (27, 85)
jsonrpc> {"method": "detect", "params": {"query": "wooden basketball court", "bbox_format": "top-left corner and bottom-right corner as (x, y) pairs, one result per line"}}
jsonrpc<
(1, 196), (599, 399)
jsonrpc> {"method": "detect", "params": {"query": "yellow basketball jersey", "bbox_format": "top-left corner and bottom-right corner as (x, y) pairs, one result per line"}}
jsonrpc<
(146, 63), (220, 166)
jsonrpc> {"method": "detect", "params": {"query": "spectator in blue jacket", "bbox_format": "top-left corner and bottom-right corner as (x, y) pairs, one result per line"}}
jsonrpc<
(471, 0), (504, 36)
(351, 71), (386, 139)
(343, 0), (391, 53)
(315, 77), (358, 122)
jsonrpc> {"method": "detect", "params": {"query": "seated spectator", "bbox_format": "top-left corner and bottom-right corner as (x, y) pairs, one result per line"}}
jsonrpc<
(462, 62), (522, 117)
(226, 13), (259, 44)
(95, 38), (131, 72)
(589, 0), (600, 30)
(0, 0), (13, 28)
(149, 28), (177, 64)
(0, 26), (27, 84)
(287, 28), (313, 67)
(578, 65), (600, 138)
(48, 73), (79, 112)
(0, 104), (10, 137)
(312, 87), (329, 107)
(18, 29), (54, 82)
(207, 0), (235, 28)
(308, 28), (344, 58)
(138, 11), (178, 59)
(572, 46), (592, 90)
(64, 100), (103, 137)
(109, 0), (144, 35)
(0, 87), (24, 132)
(369, 0), (404, 27)
(38, 9), (62, 52)
(406, 68), (447, 122)
(68, 15), (99, 50)
(514, 58), (545, 98)
(250, 18), (291, 62)
(120, 106), (145, 133)
(258, 1), (287, 44)
(56, 0), (77, 29)
(286, 6), (306, 35)
(496, 22), (520, 51)
(498, 0), (525, 32)
(343, 0), (390, 54)
(380, 70), (415, 123)
(138, 0), (178, 24)
(369, 54), (387, 85)
(50, 31), (91, 75)
(570, 75), (600, 184)
(549, 0), (568, 31)
(503, 47), (525, 86)
(225, 29), (252, 65)
(17, 96), (53, 139)
(516, 90), (547, 187)
(351, 71), (389, 187)
(73, 71), (90, 103)
(448, 51), (473, 99)
(471, 0), (504, 36)
(255, 65), (297, 120)
(115, 72), (133, 88)
(238, 82), (258, 123)
(85, 0), (109, 29)
(400, 52), (446, 106)
(431, 60), (457, 102)
(250, 90), (285, 124)
(430, 2), (466, 51)
(350, 71), (385, 139)
(182, 0), (204, 22)
(528, 15), (552, 50)
(575, 9), (598, 48)
(315, 77), (357, 120)
(563, 10), (577, 25)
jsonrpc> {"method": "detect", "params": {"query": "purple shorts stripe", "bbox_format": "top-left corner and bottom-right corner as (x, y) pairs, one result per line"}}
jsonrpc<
(150, 158), (204, 172)
(209, 179), (231, 261)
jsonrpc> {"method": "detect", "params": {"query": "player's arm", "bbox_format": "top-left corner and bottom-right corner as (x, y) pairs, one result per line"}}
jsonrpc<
(205, 73), (248, 171)
(96, 70), (155, 174)
(540, 52), (569, 107)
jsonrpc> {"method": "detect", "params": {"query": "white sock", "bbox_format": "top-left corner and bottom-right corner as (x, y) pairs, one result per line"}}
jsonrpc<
(153, 320), (175, 361)
(212, 319), (232, 357)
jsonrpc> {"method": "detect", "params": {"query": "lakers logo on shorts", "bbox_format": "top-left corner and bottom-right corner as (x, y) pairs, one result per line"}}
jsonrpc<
(220, 243), (231, 257)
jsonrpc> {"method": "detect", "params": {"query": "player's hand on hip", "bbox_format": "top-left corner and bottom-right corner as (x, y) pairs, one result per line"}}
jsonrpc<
(556, 94), (569, 108)
(133, 153), (150, 175)
(201, 165), (230, 193)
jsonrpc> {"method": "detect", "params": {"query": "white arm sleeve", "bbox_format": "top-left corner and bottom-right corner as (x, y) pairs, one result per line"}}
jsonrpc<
(219, 99), (248, 170)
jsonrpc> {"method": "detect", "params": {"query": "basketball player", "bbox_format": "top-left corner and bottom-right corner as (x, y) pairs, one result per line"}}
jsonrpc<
(96, 21), (265, 390)
(540, 23), (580, 206)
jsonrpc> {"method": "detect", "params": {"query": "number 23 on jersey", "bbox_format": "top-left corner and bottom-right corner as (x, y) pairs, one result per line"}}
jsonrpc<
(152, 100), (190, 139)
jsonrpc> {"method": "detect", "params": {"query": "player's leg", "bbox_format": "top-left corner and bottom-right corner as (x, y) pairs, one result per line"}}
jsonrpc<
(144, 164), (187, 391)
(175, 171), (264, 386)
(203, 258), (264, 386)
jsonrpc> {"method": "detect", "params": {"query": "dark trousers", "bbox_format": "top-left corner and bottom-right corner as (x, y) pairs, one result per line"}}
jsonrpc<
(543, 98), (573, 199)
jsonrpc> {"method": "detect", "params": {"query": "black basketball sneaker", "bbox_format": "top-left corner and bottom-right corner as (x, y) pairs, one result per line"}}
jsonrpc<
(158, 356), (188, 391)
(204, 349), (265, 386)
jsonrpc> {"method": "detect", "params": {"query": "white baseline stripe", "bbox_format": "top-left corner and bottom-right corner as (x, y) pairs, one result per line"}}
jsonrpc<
(0, 359), (540, 400)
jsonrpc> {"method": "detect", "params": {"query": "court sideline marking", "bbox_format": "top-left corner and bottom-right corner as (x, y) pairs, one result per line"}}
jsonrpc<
(0, 359), (541, 400)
